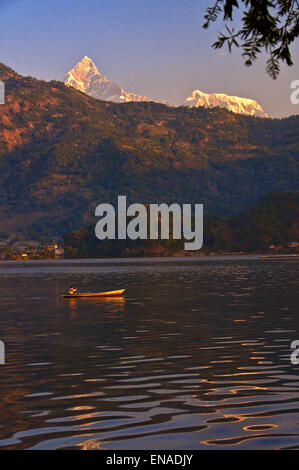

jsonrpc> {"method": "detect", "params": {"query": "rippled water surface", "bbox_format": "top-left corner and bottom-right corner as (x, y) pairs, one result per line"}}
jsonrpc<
(0, 256), (298, 450)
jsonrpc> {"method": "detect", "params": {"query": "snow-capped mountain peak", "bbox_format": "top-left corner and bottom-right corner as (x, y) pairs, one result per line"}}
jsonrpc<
(183, 89), (267, 117)
(64, 56), (268, 117)
(64, 56), (150, 103)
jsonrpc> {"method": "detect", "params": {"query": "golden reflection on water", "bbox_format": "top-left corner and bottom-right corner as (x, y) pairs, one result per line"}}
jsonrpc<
(80, 438), (102, 450)
(243, 424), (277, 431)
(67, 296), (125, 318)
(69, 406), (95, 411)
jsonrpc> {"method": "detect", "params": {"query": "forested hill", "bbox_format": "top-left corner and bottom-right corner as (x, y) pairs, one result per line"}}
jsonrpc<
(0, 62), (298, 240)
(63, 191), (299, 258)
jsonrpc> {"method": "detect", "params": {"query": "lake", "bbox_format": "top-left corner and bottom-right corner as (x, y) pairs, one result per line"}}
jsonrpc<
(0, 256), (298, 450)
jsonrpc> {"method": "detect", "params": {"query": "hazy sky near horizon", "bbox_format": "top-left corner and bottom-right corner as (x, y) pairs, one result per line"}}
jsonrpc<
(0, 0), (298, 117)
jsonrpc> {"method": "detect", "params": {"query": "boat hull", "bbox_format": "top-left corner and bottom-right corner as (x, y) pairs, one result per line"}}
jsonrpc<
(61, 289), (125, 298)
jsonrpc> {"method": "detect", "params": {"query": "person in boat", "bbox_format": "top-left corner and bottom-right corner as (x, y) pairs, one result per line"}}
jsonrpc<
(69, 286), (78, 294)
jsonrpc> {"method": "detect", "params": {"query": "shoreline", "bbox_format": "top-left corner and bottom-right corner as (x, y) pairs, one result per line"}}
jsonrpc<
(0, 253), (299, 264)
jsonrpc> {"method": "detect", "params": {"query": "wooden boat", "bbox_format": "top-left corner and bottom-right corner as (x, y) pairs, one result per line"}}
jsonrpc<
(61, 289), (125, 298)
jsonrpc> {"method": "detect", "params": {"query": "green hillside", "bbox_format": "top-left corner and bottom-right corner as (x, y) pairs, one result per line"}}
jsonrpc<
(0, 63), (298, 241)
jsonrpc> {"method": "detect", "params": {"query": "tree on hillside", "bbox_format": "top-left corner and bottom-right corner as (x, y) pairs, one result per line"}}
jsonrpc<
(203, 0), (299, 78)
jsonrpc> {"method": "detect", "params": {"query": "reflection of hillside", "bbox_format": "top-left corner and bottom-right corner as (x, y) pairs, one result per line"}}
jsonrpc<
(0, 379), (31, 449)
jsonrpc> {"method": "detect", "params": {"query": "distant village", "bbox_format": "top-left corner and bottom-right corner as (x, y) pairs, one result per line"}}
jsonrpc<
(0, 238), (64, 260)
(0, 236), (298, 261)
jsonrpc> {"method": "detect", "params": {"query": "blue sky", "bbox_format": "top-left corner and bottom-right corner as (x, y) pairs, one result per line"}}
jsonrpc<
(1, 0), (298, 117)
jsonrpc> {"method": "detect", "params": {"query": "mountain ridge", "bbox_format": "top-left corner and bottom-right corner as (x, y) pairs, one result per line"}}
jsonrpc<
(0, 62), (297, 241)
(64, 56), (268, 117)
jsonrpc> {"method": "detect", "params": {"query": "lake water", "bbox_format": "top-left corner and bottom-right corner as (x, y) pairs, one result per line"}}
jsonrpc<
(0, 256), (298, 450)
